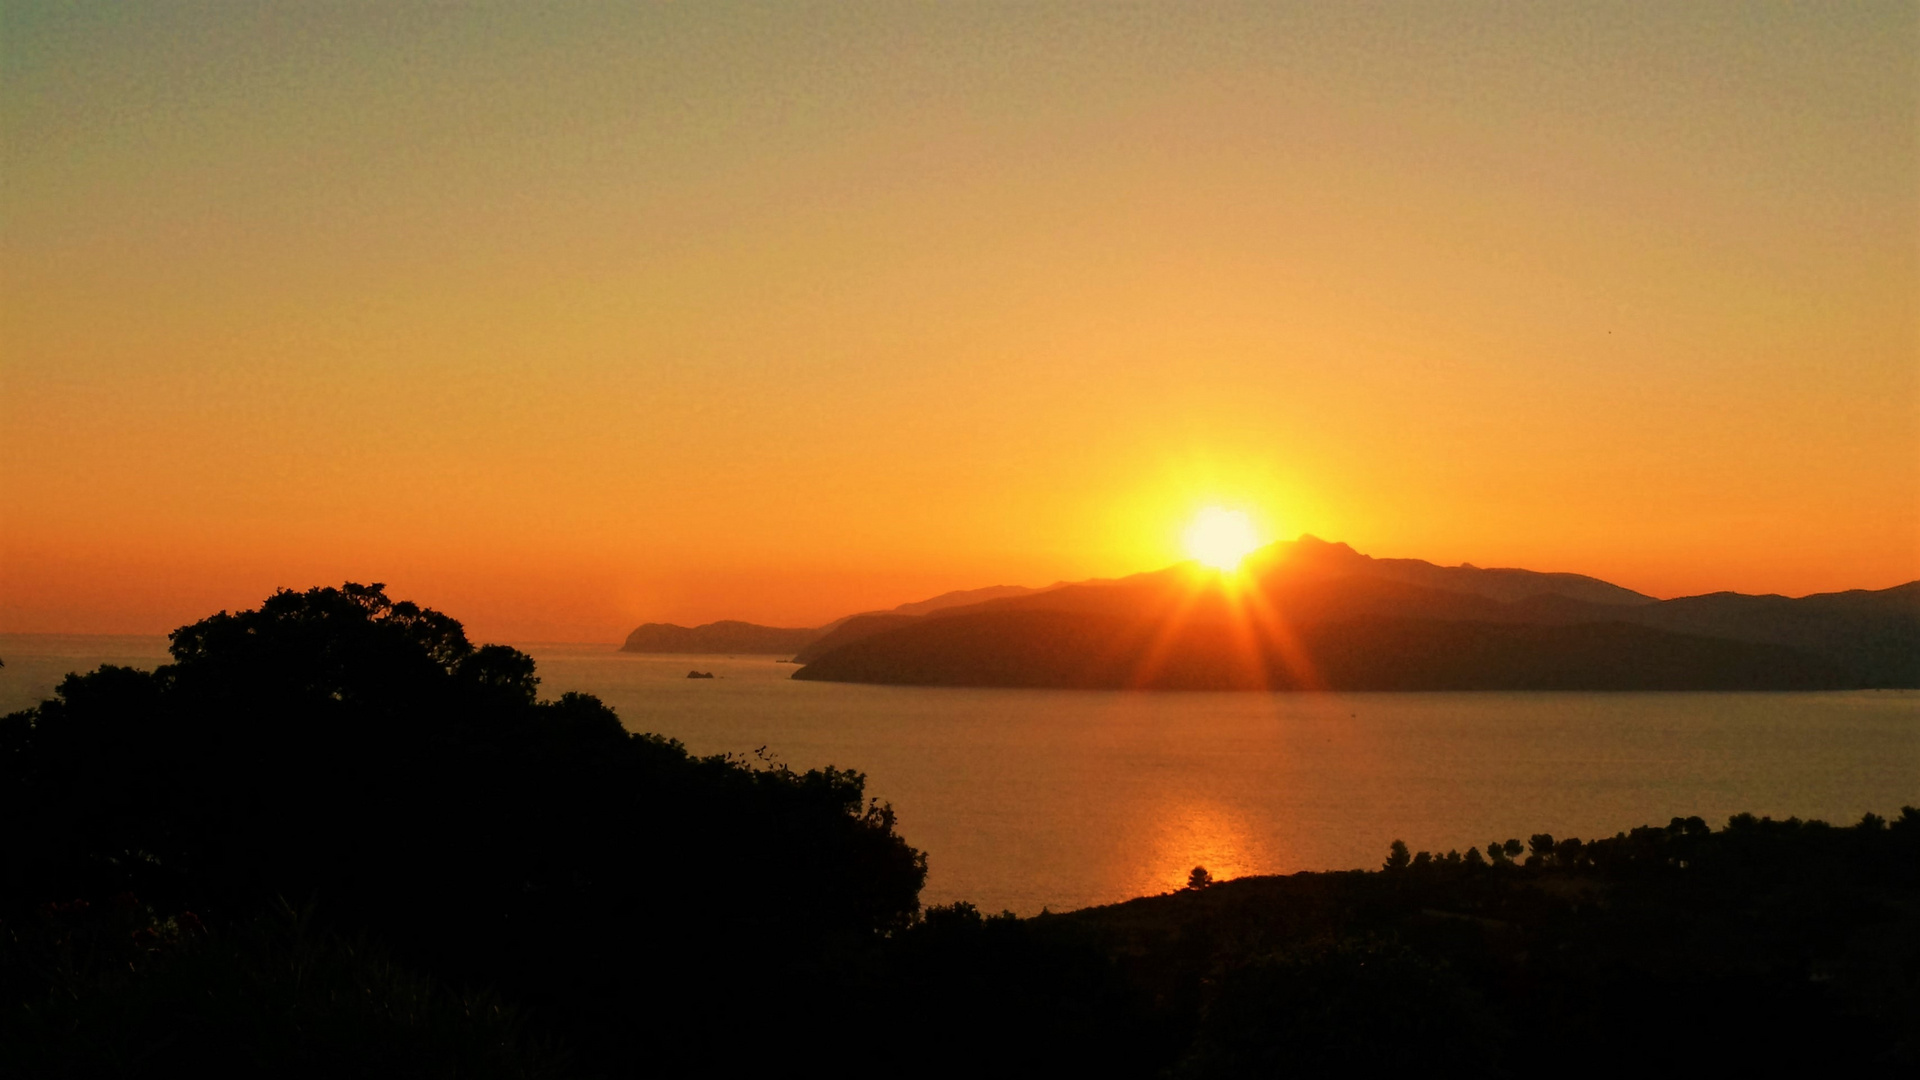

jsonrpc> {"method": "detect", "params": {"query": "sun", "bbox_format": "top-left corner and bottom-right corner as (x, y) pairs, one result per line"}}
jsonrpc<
(1183, 507), (1262, 572)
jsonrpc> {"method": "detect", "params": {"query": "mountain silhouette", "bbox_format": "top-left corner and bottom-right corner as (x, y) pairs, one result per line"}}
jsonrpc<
(788, 538), (1917, 690)
(791, 614), (921, 664)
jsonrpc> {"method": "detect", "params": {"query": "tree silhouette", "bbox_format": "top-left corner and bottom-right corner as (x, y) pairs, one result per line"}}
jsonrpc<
(1528, 833), (1557, 864)
(0, 583), (926, 1071)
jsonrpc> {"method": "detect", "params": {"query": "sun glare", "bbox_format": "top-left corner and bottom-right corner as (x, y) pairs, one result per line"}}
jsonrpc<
(1183, 508), (1261, 572)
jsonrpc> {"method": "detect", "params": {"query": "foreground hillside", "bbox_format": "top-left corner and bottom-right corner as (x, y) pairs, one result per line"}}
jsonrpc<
(794, 538), (1919, 690)
(875, 809), (1920, 1075)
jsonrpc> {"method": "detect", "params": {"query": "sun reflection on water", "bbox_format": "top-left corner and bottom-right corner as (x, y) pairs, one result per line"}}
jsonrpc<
(1127, 797), (1268, 897)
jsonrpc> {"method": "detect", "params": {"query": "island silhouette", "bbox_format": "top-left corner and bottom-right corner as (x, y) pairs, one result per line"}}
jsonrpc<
(621, 583), (1057, 654)
(629, 538), (1919, 690)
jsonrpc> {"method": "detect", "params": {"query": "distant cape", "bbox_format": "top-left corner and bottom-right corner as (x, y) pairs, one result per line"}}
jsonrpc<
(783, 538), (1918, 691)
(620, 621), (821, 655)
(619, 583), (1059, 655)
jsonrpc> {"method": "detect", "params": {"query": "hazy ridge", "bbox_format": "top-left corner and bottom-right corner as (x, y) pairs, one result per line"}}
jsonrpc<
(781, 538), (1918, 690)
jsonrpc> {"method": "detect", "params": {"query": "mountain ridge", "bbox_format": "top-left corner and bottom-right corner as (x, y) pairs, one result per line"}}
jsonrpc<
(622, 538), (1917, 689)
(783, 539), (1918, 690)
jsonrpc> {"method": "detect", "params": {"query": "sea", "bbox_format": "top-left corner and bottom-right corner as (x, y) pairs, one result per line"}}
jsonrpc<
(4, 634), (1916, 915)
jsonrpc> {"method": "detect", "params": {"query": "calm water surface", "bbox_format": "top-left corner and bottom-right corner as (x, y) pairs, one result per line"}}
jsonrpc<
(5, 635), (1916, 914)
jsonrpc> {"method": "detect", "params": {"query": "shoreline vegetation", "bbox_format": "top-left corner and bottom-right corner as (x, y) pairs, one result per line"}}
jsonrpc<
(4, 586), (1916, 1075)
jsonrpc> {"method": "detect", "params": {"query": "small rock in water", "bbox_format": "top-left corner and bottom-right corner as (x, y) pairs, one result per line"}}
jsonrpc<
(686, 670), (715, 679)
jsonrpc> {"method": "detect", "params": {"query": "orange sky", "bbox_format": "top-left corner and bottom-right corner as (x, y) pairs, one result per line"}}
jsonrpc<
(3, 4), (1916, 642)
